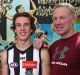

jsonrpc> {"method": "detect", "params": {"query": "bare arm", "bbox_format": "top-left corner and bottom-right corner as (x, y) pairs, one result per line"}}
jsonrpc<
(5, 13), (13, 20)
(1, 2), (13, 20)
(1, 50), (8, 75)
(41, 48), (50, 75)
(29, 0), (37, 15)
(29, 0), (38, 24)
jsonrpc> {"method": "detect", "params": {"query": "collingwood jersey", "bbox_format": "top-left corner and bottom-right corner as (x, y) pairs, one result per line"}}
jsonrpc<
(7, 44), (41, 75)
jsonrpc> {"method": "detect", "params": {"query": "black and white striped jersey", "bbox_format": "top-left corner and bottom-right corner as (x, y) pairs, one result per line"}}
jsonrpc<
(7, 44), (41, 75)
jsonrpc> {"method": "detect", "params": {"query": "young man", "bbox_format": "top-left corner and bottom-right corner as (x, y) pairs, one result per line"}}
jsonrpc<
(34, 3), (80, 75)
(1, 12), (50, 75)
(49, 3), (80, 75)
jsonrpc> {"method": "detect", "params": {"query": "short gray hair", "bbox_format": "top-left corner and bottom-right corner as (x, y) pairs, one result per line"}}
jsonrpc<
(53, 3), (77, 17)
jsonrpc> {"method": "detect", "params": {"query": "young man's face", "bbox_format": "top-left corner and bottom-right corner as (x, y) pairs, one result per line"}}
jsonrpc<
(14, 17), (33, 41)
(52, 7), (76, 37)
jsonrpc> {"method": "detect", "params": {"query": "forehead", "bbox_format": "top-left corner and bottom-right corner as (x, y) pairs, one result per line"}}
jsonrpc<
(15, 17), (30, 23)
(53, 7), (71, 16)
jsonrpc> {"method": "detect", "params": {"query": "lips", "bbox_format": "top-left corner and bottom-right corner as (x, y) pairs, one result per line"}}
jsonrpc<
(56, 27), (64, 31)
(20, 32), (26, 35)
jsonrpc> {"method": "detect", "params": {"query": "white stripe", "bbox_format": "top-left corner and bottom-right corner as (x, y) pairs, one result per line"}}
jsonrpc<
(33, 48), (40, 75)
(8, 49), (15, 75)
(20, 53), (26, 75)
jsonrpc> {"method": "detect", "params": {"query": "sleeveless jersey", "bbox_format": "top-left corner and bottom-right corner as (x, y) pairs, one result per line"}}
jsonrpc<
(7, 45), (41, 75)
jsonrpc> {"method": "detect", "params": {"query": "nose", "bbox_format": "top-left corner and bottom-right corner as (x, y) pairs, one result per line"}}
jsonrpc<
(21, 25), (25, 30)
(54, 18), (62, 26)
(55, 18), (60, 24)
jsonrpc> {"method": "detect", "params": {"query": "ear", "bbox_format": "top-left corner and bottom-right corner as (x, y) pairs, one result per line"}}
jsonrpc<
(72, 15), (78, 23)
(51, 23), (55, 32)
(14, 30), (16, 33)
(31, 29), (33, 33)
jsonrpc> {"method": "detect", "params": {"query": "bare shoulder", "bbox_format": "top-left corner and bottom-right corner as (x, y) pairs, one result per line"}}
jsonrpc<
(1, 49), (7, 64)
(2, 49), (7, 57)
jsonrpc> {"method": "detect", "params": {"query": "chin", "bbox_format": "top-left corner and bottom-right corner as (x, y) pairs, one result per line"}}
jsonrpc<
(56, 32), (64, 35)
(19, 37), (28, 41)
(20, 39), (27, 41)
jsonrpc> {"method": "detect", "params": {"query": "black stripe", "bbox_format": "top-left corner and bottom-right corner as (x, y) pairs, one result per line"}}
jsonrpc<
(14, 46), (20, 75)
(39, 49), (42, 75)
(26, 45), (33, 74)
(26, 45), (33, 60)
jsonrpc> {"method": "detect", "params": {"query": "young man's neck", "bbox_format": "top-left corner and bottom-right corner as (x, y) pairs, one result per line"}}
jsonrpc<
(16, 39), (32, 51)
